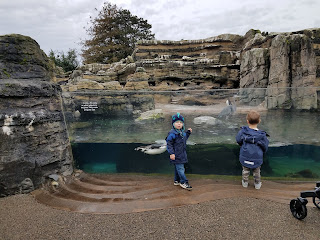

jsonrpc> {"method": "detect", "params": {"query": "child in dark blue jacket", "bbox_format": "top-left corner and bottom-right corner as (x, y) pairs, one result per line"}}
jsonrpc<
(236, 110), (269, 190)
(166, 113), (192, 190)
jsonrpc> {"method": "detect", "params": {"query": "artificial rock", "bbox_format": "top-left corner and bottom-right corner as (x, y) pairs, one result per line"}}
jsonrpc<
(64, 28), (320, 110)
(0, 34), (73, 196)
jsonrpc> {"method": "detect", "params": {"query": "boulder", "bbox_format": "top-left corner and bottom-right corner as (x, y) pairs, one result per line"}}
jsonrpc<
(193, 116), (221, 125)
(135, 109), (164, 121)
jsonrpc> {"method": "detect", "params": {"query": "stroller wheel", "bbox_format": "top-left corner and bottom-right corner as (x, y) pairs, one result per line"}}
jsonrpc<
(313, 196), (320, 209)
(290, 198), (307, 220)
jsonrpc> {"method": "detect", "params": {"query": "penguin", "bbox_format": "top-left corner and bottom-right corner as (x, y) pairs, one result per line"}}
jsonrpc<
(135, 143), (167, 155)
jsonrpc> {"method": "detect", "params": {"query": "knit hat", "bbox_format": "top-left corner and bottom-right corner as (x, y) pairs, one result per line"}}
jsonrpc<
(171, 112), (185, 126)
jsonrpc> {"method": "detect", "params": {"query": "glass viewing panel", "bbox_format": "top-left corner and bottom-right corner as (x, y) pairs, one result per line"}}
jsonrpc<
(62, 88), (320, 179)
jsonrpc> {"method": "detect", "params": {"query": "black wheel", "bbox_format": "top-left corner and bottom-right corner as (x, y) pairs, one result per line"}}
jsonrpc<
(312, 196), (320, 209)
(290, 199), (307, 220)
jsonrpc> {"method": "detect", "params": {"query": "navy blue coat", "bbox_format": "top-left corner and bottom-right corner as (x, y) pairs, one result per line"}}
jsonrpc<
(166, 129), (191, 164)
(236, 126), (269, 169)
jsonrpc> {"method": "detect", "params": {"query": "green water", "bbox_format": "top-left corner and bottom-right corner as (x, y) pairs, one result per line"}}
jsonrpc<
(67, 107), (320, 179)
(72, 143), (320, 179)
(266, 145), (320, 178)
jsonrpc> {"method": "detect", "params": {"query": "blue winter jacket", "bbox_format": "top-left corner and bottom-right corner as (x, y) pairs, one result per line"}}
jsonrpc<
(166, 129), (191, 164)
(236, 126), (269, 169)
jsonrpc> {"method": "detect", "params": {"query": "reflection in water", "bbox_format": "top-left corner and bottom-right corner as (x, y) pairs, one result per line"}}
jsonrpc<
(68, 110), (320, 146)
(72, 143), (320, 178)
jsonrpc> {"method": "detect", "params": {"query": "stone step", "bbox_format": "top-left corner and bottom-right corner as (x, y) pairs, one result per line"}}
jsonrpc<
(32, 172), (315, 214)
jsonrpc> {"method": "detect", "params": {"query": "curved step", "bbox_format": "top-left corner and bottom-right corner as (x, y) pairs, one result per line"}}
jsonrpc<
(32, 172), (316, 214)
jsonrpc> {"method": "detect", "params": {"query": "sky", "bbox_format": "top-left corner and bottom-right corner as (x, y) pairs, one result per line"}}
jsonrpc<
(1, 0), (320, 58)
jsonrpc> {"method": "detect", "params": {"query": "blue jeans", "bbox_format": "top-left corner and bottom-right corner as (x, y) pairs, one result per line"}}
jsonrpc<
(174, 163), (188, 184)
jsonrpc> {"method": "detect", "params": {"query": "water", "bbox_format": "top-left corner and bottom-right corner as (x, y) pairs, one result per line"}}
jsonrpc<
(64, 89), (320, 179)
(72, 143), (320, 178)
(67, 110), (320, 145)
(266, 145), (320, 178)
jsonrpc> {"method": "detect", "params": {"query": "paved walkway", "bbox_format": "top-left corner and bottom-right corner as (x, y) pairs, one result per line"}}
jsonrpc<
(1, 173), (319, 239)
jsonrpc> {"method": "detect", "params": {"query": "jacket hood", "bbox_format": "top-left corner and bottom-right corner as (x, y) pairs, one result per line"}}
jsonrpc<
(169, 128), (185, 135)
(169, 129), (178, 134)
(241, 126), (267, 144)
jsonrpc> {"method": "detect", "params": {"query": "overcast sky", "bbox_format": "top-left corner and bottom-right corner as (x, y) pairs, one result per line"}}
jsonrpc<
(1, 0), (320, 57)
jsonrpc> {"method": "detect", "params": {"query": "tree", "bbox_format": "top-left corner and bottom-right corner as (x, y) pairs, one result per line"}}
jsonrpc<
(49, 49), (79, 72)
(81, 2), (155, 64)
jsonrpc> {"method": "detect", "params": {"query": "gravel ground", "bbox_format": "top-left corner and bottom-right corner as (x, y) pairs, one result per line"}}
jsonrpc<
(0, 194), (319, 240)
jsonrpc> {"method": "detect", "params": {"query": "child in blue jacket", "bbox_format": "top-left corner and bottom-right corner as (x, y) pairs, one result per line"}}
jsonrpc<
(166, 113), (192, 190)
(236, 110), (269, 190)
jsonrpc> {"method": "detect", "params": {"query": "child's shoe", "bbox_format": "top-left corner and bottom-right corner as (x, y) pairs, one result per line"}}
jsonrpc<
(254, 182), (262, 190)
(242, 180), (248, 188)
(180, 182), (192, 190)
(174, 181), (180, 186)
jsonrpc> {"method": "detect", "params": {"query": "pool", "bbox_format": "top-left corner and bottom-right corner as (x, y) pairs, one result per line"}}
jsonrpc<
(63, 88), (320, 179)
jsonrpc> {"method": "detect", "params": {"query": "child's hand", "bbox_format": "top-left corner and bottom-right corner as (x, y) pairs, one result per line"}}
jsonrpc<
(170, 154), (175, 160)
(188, 128), (192, 133)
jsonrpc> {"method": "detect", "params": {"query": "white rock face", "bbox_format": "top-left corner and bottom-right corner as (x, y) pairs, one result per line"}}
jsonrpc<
(26, 114), (35, 132)
(2, 115), (13, 135)
(2, 126), (12, 135)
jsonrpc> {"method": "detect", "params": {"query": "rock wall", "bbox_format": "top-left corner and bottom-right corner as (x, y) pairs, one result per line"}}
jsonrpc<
(133, 35), (243, 90)
(62, 34), (244, 93)
(62, 91), (155, 121)
(62, 28), (320, 110)
(240, 29), (320, 109)
(0, 34), (73, 196)
(61, 34), (246, 117)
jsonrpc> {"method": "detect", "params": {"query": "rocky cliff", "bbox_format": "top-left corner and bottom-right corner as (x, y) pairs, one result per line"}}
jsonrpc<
(0, 34), (73, 196)
(64, 33), (244, 92)
(61, 34), (246, 118)
(240, 29), (320, 109)
(61, 29), (320, 118)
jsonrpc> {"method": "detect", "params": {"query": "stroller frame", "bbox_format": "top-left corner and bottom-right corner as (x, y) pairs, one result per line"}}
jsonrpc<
(290, 181), (320, 220)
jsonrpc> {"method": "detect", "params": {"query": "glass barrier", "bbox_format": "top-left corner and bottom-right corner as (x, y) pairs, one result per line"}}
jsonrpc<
(61, 87), (320, 179)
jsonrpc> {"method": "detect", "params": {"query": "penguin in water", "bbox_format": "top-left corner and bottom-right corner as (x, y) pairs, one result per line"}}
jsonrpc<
(135, 141), (167, 155)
